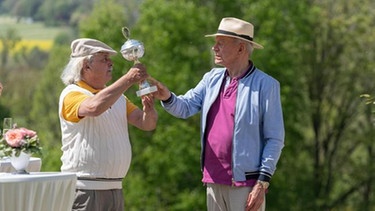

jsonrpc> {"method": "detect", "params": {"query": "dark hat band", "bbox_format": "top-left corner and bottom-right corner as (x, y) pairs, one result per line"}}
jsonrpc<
(217, 30), (253, 41)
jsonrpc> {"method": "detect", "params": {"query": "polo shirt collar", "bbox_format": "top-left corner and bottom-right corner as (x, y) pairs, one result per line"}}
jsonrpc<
(76, 80), (101, 94)
(225, 60), (255, 80)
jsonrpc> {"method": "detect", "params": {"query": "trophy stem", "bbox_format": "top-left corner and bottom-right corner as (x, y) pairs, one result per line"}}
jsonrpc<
(139, 80), (150, 89)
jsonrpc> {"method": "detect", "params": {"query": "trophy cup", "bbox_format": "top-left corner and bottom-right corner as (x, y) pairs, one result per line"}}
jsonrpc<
(120, 27), (157, 97)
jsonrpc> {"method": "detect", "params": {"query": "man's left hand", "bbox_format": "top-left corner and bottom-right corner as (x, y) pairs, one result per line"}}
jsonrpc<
(245, 183), (265, 211)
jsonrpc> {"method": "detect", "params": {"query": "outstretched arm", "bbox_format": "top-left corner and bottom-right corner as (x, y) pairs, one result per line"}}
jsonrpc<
(147, 77), (171, 101)
(127, 94), (158, 131)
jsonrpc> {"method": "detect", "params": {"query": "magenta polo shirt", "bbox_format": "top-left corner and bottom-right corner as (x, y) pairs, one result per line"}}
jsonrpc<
(202, 67), (256, 187)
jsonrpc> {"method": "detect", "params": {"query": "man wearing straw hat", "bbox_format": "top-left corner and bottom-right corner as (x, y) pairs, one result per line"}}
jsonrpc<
(152, 17), (285, 210)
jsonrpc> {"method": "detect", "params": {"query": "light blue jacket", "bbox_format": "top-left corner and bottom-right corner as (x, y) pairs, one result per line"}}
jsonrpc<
(161, 64), (285, 182)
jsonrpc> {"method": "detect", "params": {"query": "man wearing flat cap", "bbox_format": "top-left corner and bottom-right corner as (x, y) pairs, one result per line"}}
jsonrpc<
(59, 38), (158, 211)
(152, 17), (284, 211)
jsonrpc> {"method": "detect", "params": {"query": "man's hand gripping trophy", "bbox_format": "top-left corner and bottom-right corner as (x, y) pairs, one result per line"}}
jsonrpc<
(120, 27), (157, 97)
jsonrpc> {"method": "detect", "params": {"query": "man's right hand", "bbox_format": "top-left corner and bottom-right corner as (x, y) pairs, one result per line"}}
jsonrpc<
(125, 63), (149, 85)
(147, 77), (171, 101)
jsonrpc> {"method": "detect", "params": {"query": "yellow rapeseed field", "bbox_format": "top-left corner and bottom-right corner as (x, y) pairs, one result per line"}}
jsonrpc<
(0, 39), (53, 53)
(17, 40), (53, 51)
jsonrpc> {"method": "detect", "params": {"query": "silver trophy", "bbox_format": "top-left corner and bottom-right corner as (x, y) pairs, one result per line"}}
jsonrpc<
(120, 27), (157, 97)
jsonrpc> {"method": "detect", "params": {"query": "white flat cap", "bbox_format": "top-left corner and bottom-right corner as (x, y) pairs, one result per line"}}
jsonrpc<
(70, 38), (117, 58)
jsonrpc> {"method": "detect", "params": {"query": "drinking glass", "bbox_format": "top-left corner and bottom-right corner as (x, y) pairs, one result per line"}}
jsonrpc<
(3, 118), (13, 135)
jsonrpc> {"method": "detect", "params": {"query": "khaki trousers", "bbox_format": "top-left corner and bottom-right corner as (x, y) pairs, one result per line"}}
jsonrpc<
(207, 183), (266, 211)
(72, 189), (124, 211)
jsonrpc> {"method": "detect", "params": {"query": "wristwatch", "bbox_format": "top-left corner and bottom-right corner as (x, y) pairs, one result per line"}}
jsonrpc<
(257, 180), (270, 189)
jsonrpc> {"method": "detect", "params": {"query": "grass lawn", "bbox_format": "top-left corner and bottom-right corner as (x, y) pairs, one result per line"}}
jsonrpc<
(0, 16), (66, 40)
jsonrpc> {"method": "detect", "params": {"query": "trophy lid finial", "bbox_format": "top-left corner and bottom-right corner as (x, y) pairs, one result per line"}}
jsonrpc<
(122, 27), (130, 40)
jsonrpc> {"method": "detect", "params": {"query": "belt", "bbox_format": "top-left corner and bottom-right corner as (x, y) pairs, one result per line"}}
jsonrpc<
(77, 177), (123, 181)
(76, 177), (123, 190)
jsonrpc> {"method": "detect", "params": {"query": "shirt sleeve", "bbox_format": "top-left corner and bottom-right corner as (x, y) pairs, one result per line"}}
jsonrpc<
(125, 97), (138, 116)
(61, 91), (89, 122)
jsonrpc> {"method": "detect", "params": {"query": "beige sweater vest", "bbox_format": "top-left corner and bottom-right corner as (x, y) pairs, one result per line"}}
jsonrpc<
(59, 84), (131, 189)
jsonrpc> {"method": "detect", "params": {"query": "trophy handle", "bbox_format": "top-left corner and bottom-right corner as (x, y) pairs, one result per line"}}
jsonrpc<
(122, 27), (130, 40)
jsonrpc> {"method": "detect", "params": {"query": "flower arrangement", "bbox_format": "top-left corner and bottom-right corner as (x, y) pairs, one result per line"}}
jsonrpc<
(0, 127), (42, 158)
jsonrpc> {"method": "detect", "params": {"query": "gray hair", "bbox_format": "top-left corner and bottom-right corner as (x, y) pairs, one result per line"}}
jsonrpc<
(60, 55), (93, 85)
(246, 42), (254, 55)
(234, 39), (254, 56)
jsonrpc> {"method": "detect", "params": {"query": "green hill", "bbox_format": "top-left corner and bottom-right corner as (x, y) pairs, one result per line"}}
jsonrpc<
(0, 16), (66, 40)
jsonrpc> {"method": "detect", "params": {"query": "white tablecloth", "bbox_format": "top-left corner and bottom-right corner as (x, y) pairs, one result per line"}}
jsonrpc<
(0, 172), (77, 211)
(0, 157), (42, 173)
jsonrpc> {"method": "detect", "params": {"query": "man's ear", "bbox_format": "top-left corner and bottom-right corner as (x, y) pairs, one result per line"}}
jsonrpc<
(83, 60), (90, 70)
(238, 42), (245, 54)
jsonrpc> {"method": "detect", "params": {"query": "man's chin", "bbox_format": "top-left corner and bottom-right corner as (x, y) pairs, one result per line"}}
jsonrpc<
(214, 60), (224, 66)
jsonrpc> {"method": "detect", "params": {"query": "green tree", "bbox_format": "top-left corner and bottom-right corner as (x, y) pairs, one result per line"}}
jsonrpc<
(0, 28), (21, 69)
(123, 0), (216, 210)
(78, 0), (130, 81)
(36, 0), (79, 26)
(246, 0), (375, 210)
(29, 43), (70, 171)
(12, 0), (43, 21)
(3, 0), (375, 210)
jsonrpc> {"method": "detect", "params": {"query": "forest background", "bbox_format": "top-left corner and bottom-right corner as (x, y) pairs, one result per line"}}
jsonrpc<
(0, 0), (375, 210)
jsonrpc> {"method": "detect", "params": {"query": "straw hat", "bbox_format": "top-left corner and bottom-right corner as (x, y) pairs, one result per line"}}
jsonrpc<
(205, 17), (263, 49)
(70, 38), (117, 58)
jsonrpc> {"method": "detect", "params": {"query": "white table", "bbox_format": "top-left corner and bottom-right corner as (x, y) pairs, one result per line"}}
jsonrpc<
(0, 157), (42, 173)
(0, 172), (77, 211)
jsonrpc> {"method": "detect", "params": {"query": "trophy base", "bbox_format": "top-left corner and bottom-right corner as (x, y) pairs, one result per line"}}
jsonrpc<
(136, 85), (158, 97)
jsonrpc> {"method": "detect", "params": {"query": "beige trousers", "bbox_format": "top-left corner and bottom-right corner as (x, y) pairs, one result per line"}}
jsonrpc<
(207, 183), (266, 211)
(72, 189), (124, 211)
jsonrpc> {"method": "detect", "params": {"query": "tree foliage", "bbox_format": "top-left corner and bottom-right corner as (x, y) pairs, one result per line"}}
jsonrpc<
(29, 43), (70, 171)
(1, 0), (375, 210)
(246, 0), (375, 210)
(120, 1), (215, 209)
(0, 28), (21, 68)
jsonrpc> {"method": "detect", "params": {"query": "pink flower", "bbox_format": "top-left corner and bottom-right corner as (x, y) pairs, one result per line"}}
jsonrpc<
(18, 127), (37, 138)
(0, 126), (42, 158)
(4, 129), (25, 147)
